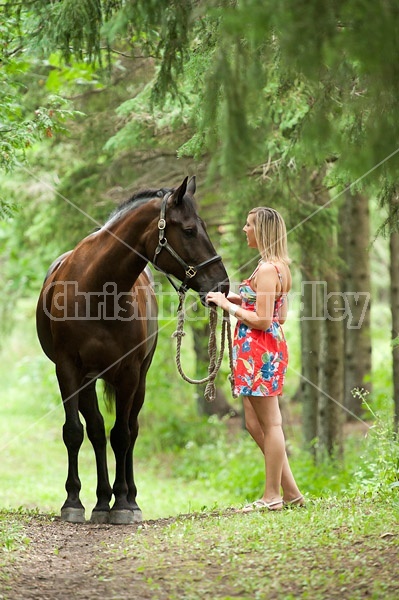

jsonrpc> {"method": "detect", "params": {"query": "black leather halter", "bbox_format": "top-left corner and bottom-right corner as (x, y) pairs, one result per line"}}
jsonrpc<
(152, 192), (222, 293)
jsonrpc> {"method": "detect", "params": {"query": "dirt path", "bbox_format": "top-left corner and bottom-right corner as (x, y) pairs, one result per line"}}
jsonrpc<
(2, 516), (171, 600)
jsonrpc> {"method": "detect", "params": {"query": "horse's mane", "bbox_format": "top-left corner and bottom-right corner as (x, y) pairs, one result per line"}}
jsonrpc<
(121, 187), (172, 210)
(106, 187), (172, 225)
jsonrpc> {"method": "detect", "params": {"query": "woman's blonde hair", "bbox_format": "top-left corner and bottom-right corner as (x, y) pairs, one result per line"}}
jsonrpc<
(249, 207), (291, 264)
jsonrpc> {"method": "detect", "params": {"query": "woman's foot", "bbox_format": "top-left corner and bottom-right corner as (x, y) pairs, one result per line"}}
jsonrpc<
(241, 498), (283, 513)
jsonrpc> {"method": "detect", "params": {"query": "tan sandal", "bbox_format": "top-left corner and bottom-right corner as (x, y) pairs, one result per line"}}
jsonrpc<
(241, 498), (283, 513)
(283, 495), (306, 508)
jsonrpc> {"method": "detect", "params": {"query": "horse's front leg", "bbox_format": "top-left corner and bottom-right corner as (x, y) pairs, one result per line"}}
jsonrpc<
(56, 361), (85, 523)
(125, 414), (141, 522)
(125, 364), (151, 523)
(78, 380), (113, 524)
(109, 381), (137, 525)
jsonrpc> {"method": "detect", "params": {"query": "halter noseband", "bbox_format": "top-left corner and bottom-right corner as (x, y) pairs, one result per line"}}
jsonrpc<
(152, 192), (222, 293)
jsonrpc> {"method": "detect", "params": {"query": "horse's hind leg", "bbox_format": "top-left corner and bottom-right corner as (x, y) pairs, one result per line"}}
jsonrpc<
(78, 380), (113, 524)
(56, 361), (85, 523)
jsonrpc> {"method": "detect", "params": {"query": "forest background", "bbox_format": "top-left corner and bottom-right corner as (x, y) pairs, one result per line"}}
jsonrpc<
(0, 0), (399, 521)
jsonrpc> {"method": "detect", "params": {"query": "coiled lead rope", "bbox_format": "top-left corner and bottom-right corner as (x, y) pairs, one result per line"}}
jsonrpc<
(171, 291), (237, 401)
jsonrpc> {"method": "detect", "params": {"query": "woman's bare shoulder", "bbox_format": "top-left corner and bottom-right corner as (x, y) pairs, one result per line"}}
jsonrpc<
(258, 261), (292, 293)
(257, 261), (278, 275)
(254, 262), (279, 291)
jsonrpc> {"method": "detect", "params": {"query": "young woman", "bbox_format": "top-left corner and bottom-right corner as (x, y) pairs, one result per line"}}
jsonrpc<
(206, 207), (304, 511)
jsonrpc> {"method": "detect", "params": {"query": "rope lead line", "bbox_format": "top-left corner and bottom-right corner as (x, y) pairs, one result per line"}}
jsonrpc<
(171, 291), (237, 402)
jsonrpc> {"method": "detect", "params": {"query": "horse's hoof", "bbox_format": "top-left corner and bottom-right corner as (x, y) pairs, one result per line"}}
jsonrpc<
(133, 509), (143, 523)
(109, 509), (136, 525)
(90, 510), (110, 524)
(61, 507), (85, 523)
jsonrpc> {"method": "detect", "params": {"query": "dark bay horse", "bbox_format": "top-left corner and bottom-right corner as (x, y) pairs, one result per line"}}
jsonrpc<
(36, 176), (229, 524)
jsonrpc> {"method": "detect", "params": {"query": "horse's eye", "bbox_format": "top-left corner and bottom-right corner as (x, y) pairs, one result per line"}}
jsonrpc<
(184, 228), (196, 237)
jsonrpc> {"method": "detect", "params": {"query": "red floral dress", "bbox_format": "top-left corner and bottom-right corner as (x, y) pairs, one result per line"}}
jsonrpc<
(233, 263), (288, 397)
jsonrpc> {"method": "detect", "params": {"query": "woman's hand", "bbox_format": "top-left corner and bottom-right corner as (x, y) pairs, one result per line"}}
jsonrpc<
(206, 291), (229, 311)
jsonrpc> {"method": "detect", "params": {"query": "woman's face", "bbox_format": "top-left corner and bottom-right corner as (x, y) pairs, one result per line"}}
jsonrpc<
(243, 213), (257, 248)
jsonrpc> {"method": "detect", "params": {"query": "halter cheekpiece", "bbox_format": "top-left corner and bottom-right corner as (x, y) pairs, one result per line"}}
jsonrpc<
(152, 191), (222, 293)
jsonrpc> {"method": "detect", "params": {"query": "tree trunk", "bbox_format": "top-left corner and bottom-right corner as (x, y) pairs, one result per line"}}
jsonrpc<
(299, 266), (322, 457)
(341, 191), (372, 418)
(298, 166), (345, 458)
(317, 266), (344, 458)
(390, 209), (399, 430)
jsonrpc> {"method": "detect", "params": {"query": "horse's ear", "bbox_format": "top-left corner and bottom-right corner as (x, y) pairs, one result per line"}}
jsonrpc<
(173, 176), (188, 205)
(187, 175), (196, 196)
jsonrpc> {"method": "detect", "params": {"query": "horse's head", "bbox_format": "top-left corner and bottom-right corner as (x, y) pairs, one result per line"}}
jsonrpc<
(148, 176), (229, 303)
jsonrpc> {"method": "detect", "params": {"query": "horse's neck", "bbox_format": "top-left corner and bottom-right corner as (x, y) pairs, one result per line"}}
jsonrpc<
(79, 206), (156, 290)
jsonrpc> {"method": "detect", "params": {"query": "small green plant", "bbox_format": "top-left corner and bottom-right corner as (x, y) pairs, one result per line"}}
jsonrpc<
(0, 508), (33, 553)
(349, 388), (399, 499)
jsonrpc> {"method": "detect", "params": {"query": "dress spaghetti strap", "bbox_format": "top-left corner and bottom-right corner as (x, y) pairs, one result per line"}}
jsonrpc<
(271, 263), (283, 292)
(248, 263), (261, 281)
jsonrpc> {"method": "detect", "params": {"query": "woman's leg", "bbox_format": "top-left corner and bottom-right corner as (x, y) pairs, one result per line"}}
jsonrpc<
(243, 395), (264, 449)
(249, 395), (285, 506)
(243, 396), (303, 504)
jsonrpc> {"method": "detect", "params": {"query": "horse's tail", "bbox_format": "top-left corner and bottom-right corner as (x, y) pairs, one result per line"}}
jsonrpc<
(102, 381), (116, 412)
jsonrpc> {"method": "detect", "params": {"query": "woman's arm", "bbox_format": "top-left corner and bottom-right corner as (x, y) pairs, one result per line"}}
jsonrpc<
(227, 292), (242, 305)
(278, 295), (288, 324)
(206, 263), (278, 330)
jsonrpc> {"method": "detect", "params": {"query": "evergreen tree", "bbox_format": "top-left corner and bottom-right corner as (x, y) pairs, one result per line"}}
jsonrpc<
(1, 0), (395, 439)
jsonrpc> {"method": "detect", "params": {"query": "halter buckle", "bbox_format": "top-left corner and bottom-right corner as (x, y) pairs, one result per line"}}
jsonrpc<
(185, 266), (197, 279)
(158, 218), (166, 230)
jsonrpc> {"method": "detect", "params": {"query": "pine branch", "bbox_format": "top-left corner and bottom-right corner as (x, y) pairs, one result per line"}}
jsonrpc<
(99, 46), (156, 60)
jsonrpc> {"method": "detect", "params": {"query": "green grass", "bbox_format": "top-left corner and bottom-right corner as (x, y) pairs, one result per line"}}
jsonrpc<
(0, 508), (32, 586)
(0, 509), (32, 553)
(94, 495), (399, 599)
